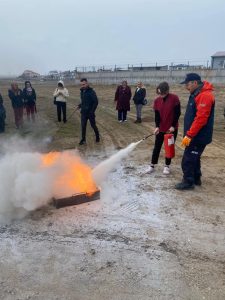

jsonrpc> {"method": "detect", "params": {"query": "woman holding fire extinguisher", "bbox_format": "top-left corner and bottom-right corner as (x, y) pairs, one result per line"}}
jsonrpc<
(148, 82), (181, 175)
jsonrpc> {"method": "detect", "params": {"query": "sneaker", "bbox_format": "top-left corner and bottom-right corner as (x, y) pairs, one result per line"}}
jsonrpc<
(79, 139), (86, 145)
(163, 166), (170, 175)
(123, 119), (127, 122)
(119, 120), (123, 123)
(147, 165), (155, 174)
(175, 181), (194, 190)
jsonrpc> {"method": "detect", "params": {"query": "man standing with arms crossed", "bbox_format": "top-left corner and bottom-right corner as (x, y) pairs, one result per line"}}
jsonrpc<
(175, 73), (215, 190)
(78, 78), (100, 145)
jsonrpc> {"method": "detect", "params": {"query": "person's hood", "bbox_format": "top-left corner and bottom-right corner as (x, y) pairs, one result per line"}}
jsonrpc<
(201, 81), (214, 92)
(58, 80), (64, 87)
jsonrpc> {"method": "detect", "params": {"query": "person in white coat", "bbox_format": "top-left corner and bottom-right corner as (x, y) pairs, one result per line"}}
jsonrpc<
(53, 80), (69, 123)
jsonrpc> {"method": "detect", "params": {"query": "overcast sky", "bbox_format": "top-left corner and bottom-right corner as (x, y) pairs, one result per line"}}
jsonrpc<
(0, 0), (225, 76)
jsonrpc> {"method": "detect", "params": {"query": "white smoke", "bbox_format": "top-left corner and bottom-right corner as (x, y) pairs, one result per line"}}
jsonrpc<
(0, 137), (142, 223)
(0, 152), (51, 222)
(92, 141), (141, 185)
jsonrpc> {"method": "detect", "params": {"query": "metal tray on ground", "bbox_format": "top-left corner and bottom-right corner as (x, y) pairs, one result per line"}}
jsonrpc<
(53, 189), (100, 209)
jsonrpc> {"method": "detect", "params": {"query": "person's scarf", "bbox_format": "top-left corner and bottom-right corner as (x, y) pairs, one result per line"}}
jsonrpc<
(26, 86), (33, 96)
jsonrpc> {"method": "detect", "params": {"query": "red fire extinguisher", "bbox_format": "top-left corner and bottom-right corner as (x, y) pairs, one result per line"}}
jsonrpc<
(164, 133), (175, 158)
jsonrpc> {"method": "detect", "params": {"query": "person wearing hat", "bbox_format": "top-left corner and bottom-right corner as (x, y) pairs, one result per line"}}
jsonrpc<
(175, 73), (215, 190)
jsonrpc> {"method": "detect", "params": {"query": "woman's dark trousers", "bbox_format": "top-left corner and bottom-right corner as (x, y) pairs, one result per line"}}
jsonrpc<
(151, 130), (178, 165)
(57, 102), (67, 122)
(118, 110), (127, 121)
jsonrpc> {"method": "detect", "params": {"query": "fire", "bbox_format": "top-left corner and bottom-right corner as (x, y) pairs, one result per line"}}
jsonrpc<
(41, 151), (98, 198)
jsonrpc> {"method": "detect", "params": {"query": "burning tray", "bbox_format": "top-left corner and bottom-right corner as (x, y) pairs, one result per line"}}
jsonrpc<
(53, 189), (100, 209)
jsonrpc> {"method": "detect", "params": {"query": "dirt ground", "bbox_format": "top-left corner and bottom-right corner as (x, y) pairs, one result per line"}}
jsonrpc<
(0, 80), (225, 300)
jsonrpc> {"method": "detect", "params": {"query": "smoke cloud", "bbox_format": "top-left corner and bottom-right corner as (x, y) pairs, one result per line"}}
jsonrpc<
(0, 137), (141, 223)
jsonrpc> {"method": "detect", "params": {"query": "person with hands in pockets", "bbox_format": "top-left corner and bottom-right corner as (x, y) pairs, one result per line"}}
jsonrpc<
(148, 81), (181, 175)
(175, 73), (215, 190)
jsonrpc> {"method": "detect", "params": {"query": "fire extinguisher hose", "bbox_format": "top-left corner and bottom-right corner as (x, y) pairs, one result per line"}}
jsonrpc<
(142, 133), (154, 140)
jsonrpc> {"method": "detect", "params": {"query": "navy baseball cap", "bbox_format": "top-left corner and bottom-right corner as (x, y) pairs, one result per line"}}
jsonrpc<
(180, 73), (201, 84)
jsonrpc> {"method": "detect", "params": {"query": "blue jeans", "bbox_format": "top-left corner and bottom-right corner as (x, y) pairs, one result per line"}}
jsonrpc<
(135, 104), (143, 119)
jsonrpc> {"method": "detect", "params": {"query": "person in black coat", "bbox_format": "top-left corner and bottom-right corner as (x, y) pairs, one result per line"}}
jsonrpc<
(133, 81), (146, 123)
(0, 93), (6, 133)
(23, 81), (36, 122)
(8, 83), (24, 129)
(224, 107), (225, 128)
(77, 78), (100, 145)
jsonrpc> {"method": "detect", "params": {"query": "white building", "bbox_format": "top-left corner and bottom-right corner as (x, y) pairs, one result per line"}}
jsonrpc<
(211, 52), (225, 69)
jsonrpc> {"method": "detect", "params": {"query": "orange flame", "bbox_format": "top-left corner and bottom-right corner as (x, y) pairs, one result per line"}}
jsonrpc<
(41, 151), (98, 198)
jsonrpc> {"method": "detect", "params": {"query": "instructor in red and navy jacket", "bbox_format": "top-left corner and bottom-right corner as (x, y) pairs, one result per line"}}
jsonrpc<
(175, 73), (215, 190)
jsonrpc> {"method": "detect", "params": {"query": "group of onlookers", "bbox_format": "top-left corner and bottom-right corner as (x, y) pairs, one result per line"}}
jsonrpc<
(114, 80), (147, 123)
(0, 81), (37, 131)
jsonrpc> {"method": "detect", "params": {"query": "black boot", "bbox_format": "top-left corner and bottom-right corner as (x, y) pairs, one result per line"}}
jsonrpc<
(175, 180), (194, 190)
(79, 139), (86, 145)
(194, 178), (202, 186)
(134, 118), (141, 123)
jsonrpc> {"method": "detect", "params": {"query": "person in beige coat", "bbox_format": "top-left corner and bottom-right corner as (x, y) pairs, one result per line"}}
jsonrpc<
(53, 80), (69, 123)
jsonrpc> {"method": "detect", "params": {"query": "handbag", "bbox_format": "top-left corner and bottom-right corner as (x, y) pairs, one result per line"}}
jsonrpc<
(142, 98), (148, 105)
(53, 97), (57, 105)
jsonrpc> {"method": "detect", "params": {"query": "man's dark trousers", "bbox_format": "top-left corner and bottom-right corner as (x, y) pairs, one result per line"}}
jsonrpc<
(81, 112), (99, 141)
(182, 143), (206, 184)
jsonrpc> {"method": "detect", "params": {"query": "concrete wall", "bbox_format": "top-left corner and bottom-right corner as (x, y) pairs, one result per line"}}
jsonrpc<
(75, 68), (225, 85)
